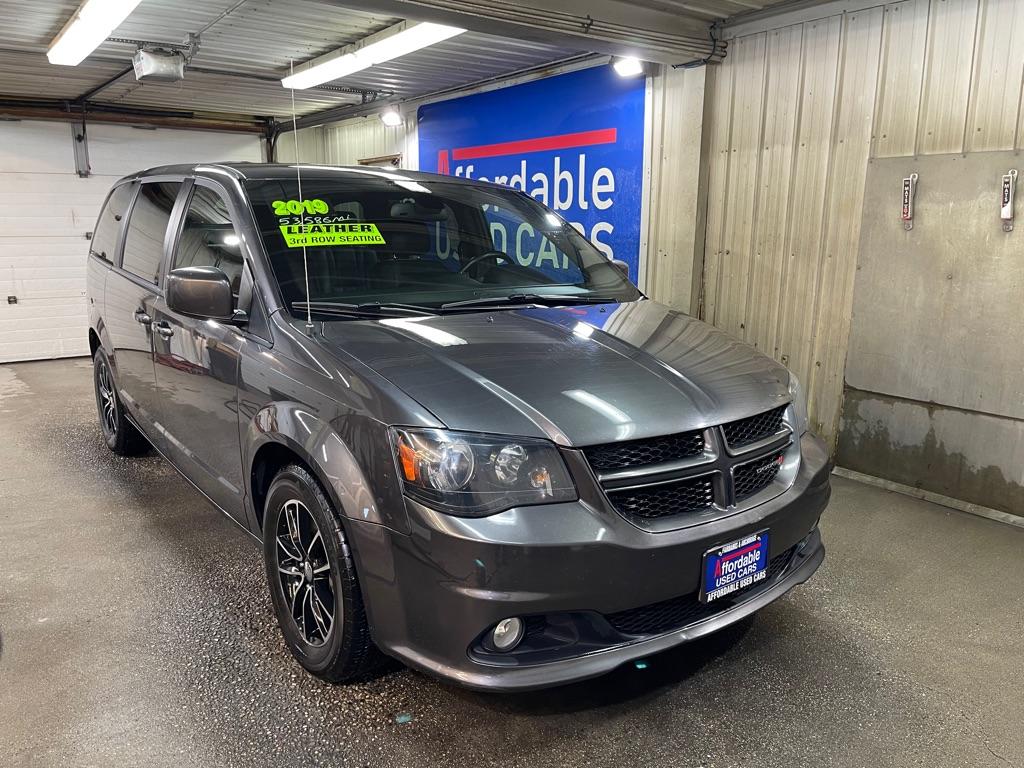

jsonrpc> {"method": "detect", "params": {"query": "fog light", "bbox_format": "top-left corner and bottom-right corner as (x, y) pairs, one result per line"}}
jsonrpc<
(491, 617), (524, 651)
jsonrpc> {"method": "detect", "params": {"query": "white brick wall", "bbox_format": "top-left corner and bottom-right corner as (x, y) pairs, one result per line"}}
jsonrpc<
(0, 120), (263, 363)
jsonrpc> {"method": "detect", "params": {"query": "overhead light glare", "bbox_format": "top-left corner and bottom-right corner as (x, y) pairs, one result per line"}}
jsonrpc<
(613, 57), (644, 77)
(380, 108), (403, 127)
(47, 0), (144, 66)
(282, 22), (465, 90)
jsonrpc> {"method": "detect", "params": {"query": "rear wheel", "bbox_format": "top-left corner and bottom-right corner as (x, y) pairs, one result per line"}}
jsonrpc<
(262, 463), (385, 682)
(92, 348), (148, 456)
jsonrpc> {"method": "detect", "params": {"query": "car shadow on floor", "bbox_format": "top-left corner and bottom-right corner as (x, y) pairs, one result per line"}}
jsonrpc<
(451, 615), (755, 715)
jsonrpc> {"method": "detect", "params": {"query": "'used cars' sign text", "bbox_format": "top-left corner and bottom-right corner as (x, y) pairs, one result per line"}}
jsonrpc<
(418, 65), (646, 278)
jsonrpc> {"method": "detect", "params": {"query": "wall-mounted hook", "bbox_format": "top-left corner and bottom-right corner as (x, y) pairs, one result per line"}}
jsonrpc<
(1001, 169), (1017, 232)
(901, 173), (918, 231)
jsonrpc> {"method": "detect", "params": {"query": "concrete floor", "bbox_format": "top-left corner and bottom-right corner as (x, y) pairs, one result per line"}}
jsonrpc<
(1, 358), (1022, 768)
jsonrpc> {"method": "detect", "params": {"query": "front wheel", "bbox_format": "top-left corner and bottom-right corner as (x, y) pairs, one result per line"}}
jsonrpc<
(92, 348), (148, 456)
(262, 463), (385, 682)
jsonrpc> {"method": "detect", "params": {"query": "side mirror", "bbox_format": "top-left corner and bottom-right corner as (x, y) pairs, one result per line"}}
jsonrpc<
(611, 259), (630, 279)
(167, 266), (239, 322)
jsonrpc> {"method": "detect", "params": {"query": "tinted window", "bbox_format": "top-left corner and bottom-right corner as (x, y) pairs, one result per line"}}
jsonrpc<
(122, 182), (182, 283)
(90, 183), (135, 263)
(172, 185), (244, 303)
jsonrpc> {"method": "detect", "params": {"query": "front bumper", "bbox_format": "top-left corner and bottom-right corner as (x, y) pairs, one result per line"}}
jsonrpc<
(346, 432), (831, 691)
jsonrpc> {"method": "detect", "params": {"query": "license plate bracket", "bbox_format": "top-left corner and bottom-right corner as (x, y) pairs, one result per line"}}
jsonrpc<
(700, 529), (770, 603)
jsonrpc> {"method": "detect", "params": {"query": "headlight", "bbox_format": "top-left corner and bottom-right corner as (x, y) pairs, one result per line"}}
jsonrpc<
(788, 373), (809, 435)
(390, 428), (577, 516)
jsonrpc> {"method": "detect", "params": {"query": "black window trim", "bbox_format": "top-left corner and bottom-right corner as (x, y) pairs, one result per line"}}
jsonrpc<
(113, 175), (189, 292)
(164, 175), (274, 346)
(88, 180), (136, 268)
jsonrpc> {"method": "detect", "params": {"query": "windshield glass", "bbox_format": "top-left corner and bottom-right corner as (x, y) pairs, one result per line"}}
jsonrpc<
(245, 170), (641, 314)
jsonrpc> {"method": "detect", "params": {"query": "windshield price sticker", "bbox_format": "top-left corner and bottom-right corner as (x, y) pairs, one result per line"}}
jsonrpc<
(279, 222), (386, 248)
(272, 198), (330, 215)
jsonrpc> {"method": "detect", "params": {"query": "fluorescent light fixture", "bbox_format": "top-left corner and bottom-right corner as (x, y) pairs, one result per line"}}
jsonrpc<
(47, 0), (143, 66)
(282, 21), (465, 90)
(613, 57), (644, 77)
(380, 108), (403, 127)
(223, 234), (240, 246)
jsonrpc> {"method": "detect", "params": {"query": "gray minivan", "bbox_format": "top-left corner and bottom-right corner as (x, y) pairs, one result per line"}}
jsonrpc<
(86, 163), (830, 691)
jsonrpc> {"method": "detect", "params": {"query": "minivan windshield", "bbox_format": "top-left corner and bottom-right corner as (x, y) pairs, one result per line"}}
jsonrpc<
(245, 171), (641, 316)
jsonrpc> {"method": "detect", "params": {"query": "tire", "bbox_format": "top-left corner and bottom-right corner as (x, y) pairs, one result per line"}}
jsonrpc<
(262, 463), (385, 683)
(93, 348), (148, 456)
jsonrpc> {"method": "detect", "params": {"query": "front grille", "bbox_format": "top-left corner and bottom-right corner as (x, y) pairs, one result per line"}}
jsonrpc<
(606, 475), (715, 519)
(581, 404), (793, 525)
(722, 405), (787, 449)
(733, 450), (785, 501)
(605, 546), (796, 636)
(582, 430), (704, 472)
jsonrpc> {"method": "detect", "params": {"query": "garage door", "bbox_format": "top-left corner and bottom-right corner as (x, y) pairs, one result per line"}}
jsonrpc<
(0, 120), (262, 363)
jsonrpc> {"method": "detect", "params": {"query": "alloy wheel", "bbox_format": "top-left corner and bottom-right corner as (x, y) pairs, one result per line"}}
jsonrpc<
(275, 499), (336, 647)
(96, 359), (117, 437)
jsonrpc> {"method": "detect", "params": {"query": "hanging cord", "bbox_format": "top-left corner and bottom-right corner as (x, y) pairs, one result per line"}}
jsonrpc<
(673, 25), (721, 69)
(289, 59), (313, 333)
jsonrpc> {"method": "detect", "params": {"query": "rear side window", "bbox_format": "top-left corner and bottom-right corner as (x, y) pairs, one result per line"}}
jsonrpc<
(90, 183), (135, 263)
(121, 181), (182, 284)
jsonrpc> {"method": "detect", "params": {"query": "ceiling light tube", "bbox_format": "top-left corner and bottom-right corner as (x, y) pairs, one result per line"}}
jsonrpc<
(282, 21), (465, 90)
(47, 0), (144, 66)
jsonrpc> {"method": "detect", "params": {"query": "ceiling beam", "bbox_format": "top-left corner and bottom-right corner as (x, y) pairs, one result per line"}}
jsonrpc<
(327, 0), (723, 65)
(0, 99), (269, 133)
(721, 0), (885, 38)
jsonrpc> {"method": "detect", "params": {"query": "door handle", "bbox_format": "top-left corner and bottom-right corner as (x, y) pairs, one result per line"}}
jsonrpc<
(155, 322), (174, 339)
(134, 308), (152, 326)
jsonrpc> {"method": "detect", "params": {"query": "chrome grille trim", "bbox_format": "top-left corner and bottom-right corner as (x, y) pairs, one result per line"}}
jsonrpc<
(721, 405), (788, 453)
(723, 428), (792, 457)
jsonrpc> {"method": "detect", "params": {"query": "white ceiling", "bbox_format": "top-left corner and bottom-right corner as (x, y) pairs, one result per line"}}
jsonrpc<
(0, 0), (804, 124)
(0, 0), (587, 121)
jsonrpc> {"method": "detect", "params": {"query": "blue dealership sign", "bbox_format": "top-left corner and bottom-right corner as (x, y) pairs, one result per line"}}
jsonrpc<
(418, 65), (646, 278)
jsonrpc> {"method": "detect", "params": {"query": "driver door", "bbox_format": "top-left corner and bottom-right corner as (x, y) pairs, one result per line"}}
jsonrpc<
(150, 179), (247, 520)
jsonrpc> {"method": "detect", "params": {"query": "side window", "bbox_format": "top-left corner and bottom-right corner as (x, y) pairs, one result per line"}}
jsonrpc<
(90, 183), (135, 263)
(121, 182), (182, 283)
(173, 185), (244, 305)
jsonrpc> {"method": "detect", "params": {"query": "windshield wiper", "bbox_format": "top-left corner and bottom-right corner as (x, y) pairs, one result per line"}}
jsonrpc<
(440, 294), (616, 310)
(293, 301), (436, 318)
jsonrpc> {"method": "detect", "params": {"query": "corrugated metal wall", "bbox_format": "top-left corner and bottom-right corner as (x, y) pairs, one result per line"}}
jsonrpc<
(323, 118), (411, 165)
(275, 116), (414, 167)
(703, 0), (1024, 446)
(643, 65), (708, 313)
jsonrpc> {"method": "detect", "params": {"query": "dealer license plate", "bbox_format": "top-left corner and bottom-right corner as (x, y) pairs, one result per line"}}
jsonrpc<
(700, 530), (770, 603)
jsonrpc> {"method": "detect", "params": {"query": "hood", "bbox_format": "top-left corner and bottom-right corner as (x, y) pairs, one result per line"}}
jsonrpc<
(316, 300), (791, 447)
